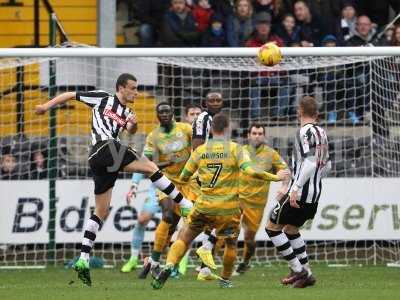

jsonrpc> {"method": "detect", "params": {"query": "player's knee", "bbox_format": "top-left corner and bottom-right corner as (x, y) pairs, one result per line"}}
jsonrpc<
(265, 221), (282, 232)
(142, 160), (158, 176)
(283, 225), (299, 235)
(244, 230), (256, 243)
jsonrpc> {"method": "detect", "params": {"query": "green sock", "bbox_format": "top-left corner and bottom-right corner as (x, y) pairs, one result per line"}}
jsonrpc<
(151, 251), (161, 262)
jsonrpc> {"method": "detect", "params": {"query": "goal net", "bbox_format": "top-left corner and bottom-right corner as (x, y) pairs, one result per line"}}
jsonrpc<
(0, 48), (399, 268)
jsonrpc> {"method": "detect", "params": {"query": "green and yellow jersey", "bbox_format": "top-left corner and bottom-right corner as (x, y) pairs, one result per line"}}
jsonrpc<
(144, 121), (192, 185)
(239, 144), (287, 209)
(180, 138), (280, 216)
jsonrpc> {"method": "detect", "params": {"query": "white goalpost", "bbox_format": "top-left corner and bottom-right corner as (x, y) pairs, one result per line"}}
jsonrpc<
(0, 47), (399, 268)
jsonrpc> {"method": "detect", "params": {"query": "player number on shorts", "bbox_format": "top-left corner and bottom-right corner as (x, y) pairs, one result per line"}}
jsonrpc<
(207, 163), (222, 188)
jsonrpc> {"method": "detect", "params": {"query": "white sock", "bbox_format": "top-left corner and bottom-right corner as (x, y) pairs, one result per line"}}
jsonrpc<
(202, 240), (213, 251)
(80, 214), (101, 263)
(199, 267), (211, 275)
(267, 229), (302, 273)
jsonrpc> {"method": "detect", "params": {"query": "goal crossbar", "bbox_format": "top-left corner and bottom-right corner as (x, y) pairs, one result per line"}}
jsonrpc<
(1, 47), (400, 57)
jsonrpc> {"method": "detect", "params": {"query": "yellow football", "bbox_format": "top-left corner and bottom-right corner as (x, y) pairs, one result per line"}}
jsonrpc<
(257, 42), (282, 66)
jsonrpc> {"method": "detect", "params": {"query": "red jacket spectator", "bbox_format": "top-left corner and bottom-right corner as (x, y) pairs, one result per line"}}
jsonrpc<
(245, 12), (284, 47)
(245, 33), (283, 47)
(192, 0), (214, 32)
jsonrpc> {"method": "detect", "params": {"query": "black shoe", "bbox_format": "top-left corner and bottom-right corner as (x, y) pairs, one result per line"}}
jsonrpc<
(138, 257), (151, 279)
(235, 262), (251, 275)
(151, 266), (172, 290)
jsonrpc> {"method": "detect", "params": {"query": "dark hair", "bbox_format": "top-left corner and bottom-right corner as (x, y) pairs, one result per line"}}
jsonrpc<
(282, 13), (295, 21)
(294, 0), (309, 9)
(248, 122), (265, 135)
(185, 103), (202, 115)
(212, 113), (229, 133)
(156, 101), (171, 112)
(1, 146), (12, 156)
(299, 96), (318, 118)
(115, 73), (137, 91)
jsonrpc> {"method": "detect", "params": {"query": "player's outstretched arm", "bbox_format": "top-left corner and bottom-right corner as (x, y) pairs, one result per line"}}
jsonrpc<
(240, 163), (289, 182)
(35, 91), (76, 115)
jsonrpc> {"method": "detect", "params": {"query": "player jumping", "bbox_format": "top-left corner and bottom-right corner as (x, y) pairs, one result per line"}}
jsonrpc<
(35, 73), (193, 286)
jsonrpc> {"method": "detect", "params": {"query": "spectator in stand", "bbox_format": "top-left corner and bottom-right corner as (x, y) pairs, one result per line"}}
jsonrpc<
(275, 13), (301, 46)
(346, 15), (377, 46)
(293, 0), (329, 46)
(343, 15), (377, 124)
(252, 0), (282, 22)
(391, 24), (400, 46)
(192, 0), (214, 32)
(201, 13), (229, 46)
(335, 1), (358, 45)
(247, 12), (293, 119)
(134, 0), (170, 47)
(321, 34), (337, 47)
(159, 0), (200, 47)
(226, 0), (255, 47)
(253, 0), (274, 15)
(318, 34), (346, 124)
(245, 12), (283, 46)
(30, 147), (47, 179)
(0, 148), (19, 180)
(383, 25), (395, 45)
(306, 0), (341, 33)
(358, 0), (400, 28)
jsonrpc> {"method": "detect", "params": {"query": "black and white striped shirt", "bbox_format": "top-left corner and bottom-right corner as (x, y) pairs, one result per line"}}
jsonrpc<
(76, 90), (135, 146)
(290, 123), (331, 204)
(192, 111), (212, 141)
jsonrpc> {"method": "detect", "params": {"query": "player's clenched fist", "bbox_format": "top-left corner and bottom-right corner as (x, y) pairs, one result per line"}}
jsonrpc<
(35, 104), (48, 115)
(126, 113), (137, 125)
(276, 169), (291, 181)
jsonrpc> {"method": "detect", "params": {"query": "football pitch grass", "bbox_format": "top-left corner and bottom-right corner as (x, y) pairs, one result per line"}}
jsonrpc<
(0, 265), (399, 300)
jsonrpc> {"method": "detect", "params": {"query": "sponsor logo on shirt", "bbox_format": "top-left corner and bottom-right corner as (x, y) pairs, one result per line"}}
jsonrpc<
(104, 109), (126, 127)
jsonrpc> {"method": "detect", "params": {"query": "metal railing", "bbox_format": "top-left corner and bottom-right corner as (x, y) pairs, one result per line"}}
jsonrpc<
(33, 0), (69, 46)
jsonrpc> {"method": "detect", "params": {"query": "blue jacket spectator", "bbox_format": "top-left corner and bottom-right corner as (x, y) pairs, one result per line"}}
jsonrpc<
(159, 0), (200, 47)
(226, 0), (255, 47)
(201, 13), (229, 46)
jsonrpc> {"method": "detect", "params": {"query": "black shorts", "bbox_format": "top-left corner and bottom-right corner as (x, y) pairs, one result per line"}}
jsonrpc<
(88, 140), (138, 195)
(270, 195), (318, 228)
